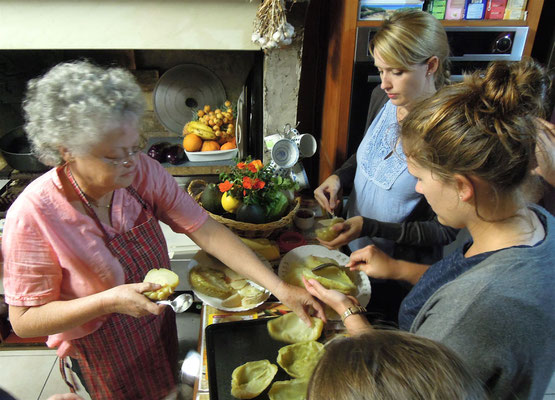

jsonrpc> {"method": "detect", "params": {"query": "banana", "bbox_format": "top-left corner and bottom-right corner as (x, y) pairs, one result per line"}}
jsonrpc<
(240, 237), (281, 261)
(185, 121), (217, 140)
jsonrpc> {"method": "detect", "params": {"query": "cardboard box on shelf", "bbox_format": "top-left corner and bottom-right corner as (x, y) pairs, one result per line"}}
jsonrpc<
(485, 0), (508, 19)
(429, 0), (448, 19)
(464, 0), (487, 19)
(445, 0), (466, 19)
(503, 0), (528, 19)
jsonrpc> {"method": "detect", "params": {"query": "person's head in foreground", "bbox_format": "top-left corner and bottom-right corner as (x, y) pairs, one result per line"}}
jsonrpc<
(307, 330), (486, 400)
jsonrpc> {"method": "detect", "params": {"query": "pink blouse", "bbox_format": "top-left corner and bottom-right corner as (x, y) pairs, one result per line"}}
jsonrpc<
(2, 153), (208, 356)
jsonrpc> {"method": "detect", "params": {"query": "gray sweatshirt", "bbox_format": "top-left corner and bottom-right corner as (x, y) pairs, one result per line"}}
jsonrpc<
(411, 206), (555, 399)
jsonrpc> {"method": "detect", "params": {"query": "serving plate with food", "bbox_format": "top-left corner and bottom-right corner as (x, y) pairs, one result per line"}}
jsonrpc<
(278, 245), (371, 318)
(187, 251), (272, 312)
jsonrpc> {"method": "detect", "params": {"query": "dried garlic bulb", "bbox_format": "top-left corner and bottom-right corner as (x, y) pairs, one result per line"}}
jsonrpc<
(252, 0), (296, 50)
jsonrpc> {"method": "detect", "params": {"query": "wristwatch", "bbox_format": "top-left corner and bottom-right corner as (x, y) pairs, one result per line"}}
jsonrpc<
(341, 304), (367, 322)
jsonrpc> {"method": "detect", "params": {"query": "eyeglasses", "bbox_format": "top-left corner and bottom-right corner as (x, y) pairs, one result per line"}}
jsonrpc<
(100, 146), (143, 167)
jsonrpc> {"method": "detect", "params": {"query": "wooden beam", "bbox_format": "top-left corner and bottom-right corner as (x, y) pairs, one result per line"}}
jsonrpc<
(318, 0), (358, 183)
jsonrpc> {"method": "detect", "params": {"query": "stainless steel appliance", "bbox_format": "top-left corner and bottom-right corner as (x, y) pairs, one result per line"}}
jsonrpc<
(347, 25), (529, 156)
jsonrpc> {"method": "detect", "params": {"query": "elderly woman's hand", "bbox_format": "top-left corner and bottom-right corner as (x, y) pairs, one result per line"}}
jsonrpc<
(271, 281), (326, 325)
(317, 216), (363, 250)
(101, 283), (165, 318)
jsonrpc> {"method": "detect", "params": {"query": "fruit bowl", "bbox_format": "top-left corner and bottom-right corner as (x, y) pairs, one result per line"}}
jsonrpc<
(188, 179), (300, 238)
(185, 148), (238, 162)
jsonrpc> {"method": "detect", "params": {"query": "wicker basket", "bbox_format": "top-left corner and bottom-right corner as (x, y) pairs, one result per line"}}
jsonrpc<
(188, 179), (300, 238)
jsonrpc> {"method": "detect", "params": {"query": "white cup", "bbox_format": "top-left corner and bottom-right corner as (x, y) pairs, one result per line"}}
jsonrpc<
(263, 133), (283, 149)
(271, 138), (299, 169)
(294, 208), (315, 230)
(293, 134), (317, 158)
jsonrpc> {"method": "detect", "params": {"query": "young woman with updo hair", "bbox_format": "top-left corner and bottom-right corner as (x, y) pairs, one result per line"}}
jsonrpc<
(304, 58), (555, 399)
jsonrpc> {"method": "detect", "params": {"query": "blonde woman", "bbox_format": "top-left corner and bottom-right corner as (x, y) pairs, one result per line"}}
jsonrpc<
(307, 330), (486, 400)
(305, 58), (555, 399)
(314, 9), (456, 262)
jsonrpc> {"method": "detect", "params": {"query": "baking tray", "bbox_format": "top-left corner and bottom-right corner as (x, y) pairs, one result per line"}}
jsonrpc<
(205, 317), (294, 400)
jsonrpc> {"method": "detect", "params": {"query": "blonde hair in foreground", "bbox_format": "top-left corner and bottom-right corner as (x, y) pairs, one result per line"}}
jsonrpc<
(400, 58), (551, 212)
(370, 9), (451, 88)
(307, 330), (486, 400)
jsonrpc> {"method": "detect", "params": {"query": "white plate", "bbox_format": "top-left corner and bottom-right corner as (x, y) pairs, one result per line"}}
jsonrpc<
(185, 148), (237, 162)
(278, 245), (371, 315)
(187, 251), (272, 312)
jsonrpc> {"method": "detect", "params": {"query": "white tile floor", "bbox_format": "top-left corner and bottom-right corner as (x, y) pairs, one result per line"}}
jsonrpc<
(0, 348), (91, 400)
(0, 311), (201, 400)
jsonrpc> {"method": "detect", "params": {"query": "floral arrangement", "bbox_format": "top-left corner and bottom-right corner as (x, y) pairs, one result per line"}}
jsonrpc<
(214, 157), (298, 223)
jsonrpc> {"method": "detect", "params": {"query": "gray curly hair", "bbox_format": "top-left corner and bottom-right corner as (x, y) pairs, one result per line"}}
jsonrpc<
(23, 60), (146, 166)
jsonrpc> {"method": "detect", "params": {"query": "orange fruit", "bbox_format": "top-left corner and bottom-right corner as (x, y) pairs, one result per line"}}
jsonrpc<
(201, 141), (220, 152)
(228, 137), (237, 146)
(221, 141), (236, 150)
(183, 134), (203, 152)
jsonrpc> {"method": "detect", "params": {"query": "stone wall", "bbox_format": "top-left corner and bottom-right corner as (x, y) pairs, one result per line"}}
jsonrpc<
(261, 0), (309, 160)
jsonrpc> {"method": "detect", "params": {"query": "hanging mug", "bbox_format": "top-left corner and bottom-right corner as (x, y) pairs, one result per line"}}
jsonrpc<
(293, 133), (317, 158)
(271, 138), (299, 169)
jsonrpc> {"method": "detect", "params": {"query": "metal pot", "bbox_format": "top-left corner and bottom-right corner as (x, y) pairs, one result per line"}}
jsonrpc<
(0, 126), (49, 173)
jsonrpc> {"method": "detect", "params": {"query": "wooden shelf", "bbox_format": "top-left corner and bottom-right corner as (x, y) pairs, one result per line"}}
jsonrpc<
(439, 19), (528, 27)
(317, 0), (545, 182)
(357, 19), (528, 28)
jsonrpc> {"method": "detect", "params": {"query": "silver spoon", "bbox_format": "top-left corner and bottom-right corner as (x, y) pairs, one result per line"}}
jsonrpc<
(156, 293), (194, 313)
(312, 262), (349, 272)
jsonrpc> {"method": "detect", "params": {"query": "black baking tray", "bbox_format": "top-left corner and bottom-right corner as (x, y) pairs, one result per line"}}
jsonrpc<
(205, 317), (293, 400)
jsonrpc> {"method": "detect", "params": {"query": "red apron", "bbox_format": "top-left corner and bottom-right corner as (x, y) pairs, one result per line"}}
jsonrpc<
(61, 166), (178, 399)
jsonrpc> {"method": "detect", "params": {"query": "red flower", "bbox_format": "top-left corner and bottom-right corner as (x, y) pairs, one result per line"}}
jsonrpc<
(253, 160), (263, 170)
(242, 176), (253, 189)
(243, 190), (246, 196)
(253, 179), (265, 189)
(247, 159), (263, 173)
(218, 181), (233, 192)
(237, 162), (246, 169)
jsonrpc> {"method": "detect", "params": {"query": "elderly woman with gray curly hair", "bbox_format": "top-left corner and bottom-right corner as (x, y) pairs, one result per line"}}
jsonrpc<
(1, 60), (325, 399)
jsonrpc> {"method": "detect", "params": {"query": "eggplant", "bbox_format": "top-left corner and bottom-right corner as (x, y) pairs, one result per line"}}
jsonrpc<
(166, 144), (185, 165)
(237, 203), (266, 224)
(147, 142), (171, 162)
